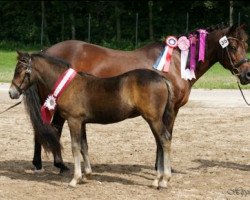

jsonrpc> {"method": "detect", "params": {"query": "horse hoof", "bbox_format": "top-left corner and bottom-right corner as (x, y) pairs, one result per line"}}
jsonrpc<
(158, 179), (167, 188)
(69, 179), (77, 187)
(85, 173), (92, 180)
(25, 168), (45, 174)
(34, 168), (45, 173)
(152, 179), (159, 188)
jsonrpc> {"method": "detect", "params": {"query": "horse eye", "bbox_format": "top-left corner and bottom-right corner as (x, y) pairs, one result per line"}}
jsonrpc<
(230, 45), (237, 51)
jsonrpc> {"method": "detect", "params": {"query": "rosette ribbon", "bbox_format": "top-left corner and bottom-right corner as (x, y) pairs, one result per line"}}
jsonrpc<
(153, 36), (177, 72)
(41, 68), (77, 124)
(163, 36), (178, 72)
(177, 36), (190, 80)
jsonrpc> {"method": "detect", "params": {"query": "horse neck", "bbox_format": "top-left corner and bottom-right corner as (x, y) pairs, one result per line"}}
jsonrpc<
(32, 57), (68, 92)
(190, 28), (227, 86)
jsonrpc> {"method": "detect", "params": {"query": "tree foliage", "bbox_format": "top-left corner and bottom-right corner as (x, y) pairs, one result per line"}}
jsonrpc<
(0, 1), (249, 49)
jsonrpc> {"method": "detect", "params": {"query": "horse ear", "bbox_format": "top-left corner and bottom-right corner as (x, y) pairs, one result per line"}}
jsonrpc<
(16, 50), (31, 60)
(16, 50), (24, 57)
(227, 23), (238, 35)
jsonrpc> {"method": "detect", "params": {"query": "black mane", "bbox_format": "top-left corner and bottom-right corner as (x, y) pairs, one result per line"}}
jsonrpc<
(31, 52), (70, 69)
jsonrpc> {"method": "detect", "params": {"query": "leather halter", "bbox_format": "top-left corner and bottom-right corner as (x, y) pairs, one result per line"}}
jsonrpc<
(224, 37), (250, 106)
(225, 37), (249, 76)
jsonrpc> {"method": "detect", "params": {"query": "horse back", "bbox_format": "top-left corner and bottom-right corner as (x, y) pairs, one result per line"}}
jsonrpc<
(45, 40), (163, 78)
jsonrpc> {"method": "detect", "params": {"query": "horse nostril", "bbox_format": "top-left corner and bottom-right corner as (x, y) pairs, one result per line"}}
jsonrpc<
(9, 91), (12, 98)
(246, 71), (250, 80)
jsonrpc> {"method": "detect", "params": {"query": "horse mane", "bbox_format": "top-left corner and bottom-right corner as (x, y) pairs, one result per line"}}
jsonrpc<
(182, 22), (228, 37)
(31, 52), (70, 69)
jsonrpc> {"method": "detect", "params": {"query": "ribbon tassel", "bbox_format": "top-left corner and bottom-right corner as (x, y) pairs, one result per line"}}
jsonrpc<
(189, 34), (197, 71)
(198, 29), (208, 62)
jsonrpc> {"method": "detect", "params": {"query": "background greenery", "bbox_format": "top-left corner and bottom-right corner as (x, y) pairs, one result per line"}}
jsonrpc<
(1, 1), (250, 89)
(1, 1), (250, 47)
(2, 50), (250, 89)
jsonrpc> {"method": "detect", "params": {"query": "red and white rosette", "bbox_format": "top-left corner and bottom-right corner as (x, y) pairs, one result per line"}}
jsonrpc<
(177, 36), (190, 79)
(163, 36), (178, 72)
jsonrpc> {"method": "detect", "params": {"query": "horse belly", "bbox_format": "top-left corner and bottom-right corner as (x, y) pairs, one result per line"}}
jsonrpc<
(87, 103), (136, 124)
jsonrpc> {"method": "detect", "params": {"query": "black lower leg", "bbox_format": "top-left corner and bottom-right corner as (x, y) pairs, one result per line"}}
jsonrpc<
(32, 138), (42, 170)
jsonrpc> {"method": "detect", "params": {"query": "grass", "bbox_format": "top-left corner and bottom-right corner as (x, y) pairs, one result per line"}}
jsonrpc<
(1, 49), (250, 89)
(193, 62), (250, 89)
(0, 51), (18, 82)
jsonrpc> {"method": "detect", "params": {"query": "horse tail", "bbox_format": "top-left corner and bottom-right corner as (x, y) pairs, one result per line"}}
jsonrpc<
(162, 78), (175, 135)
(23, 85), (61, 154)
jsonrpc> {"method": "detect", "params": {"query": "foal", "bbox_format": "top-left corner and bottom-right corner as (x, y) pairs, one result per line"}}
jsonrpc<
(9, 52), (174, 188)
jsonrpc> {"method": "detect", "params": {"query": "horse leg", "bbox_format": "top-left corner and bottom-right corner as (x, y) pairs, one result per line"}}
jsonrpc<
(52, 112), (69, 173)
(32, 136), (44, 172)
(149, 120), (172, 188)
(155, 109), (177, 171)
(80, 123), (92, 178)
(68, 118), (84, 187)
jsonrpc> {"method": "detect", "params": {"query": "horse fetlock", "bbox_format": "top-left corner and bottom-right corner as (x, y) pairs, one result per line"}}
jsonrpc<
(164, 171), (171, 181)
(84, 168), (92, 179)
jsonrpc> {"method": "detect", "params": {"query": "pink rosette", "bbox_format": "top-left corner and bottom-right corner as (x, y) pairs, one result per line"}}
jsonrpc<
(177, 36), (190, 51)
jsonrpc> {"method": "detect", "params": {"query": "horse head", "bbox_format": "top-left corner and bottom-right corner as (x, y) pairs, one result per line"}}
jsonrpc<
(9, 51), (33, 99)
(218, 24), (250, 85)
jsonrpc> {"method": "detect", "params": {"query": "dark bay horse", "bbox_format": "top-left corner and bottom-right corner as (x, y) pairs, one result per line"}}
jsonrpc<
(9, 52), (174, 187)
(22, 24), (250, 175)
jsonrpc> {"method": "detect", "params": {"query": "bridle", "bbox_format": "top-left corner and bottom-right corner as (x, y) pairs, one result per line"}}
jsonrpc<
(12, 59), (32, 95)
(224, 37), (249, 76)
(1, 59), (32, 115)
(224, 36), (250, 105)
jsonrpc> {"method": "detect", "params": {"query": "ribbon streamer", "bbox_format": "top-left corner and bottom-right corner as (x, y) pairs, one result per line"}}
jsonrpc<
(197, 29), (208, 62)
(41, 68), (77, 124)
(178, 36), (190, 80)
(153, 46), (168, 71)
(189, 34), (197, 71)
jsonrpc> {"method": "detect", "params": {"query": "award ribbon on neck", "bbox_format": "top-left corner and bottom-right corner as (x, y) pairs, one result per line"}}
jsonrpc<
(177, 36), (190, 79)
(41, 68), (77, 124)
(189, 34), (197, 71)
(163, 36), (178, 72)
(153, 36), (177, 72)
(197, 29), (208, 62)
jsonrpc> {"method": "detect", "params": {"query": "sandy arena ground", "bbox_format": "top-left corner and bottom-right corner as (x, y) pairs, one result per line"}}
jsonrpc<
(0, 83), (249, 200)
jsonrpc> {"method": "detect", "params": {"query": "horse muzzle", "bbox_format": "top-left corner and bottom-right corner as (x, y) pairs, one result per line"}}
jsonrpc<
(239, 70), (250, 85)
(9, 86), (21, 99)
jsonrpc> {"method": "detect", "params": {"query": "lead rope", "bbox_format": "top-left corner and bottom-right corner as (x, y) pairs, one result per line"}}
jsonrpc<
(0, 99), (22, 114)
(237, 81), (250, 106)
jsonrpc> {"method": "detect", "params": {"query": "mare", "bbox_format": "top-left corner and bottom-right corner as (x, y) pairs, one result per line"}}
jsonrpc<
(9, 52), (174, 187)
(16, 24), (250, 177)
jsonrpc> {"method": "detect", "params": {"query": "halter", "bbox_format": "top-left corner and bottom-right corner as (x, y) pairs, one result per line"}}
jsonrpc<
(225, 37), (250, 76)
(224, 36), (250, 106)
(12, 59), (32, 94)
